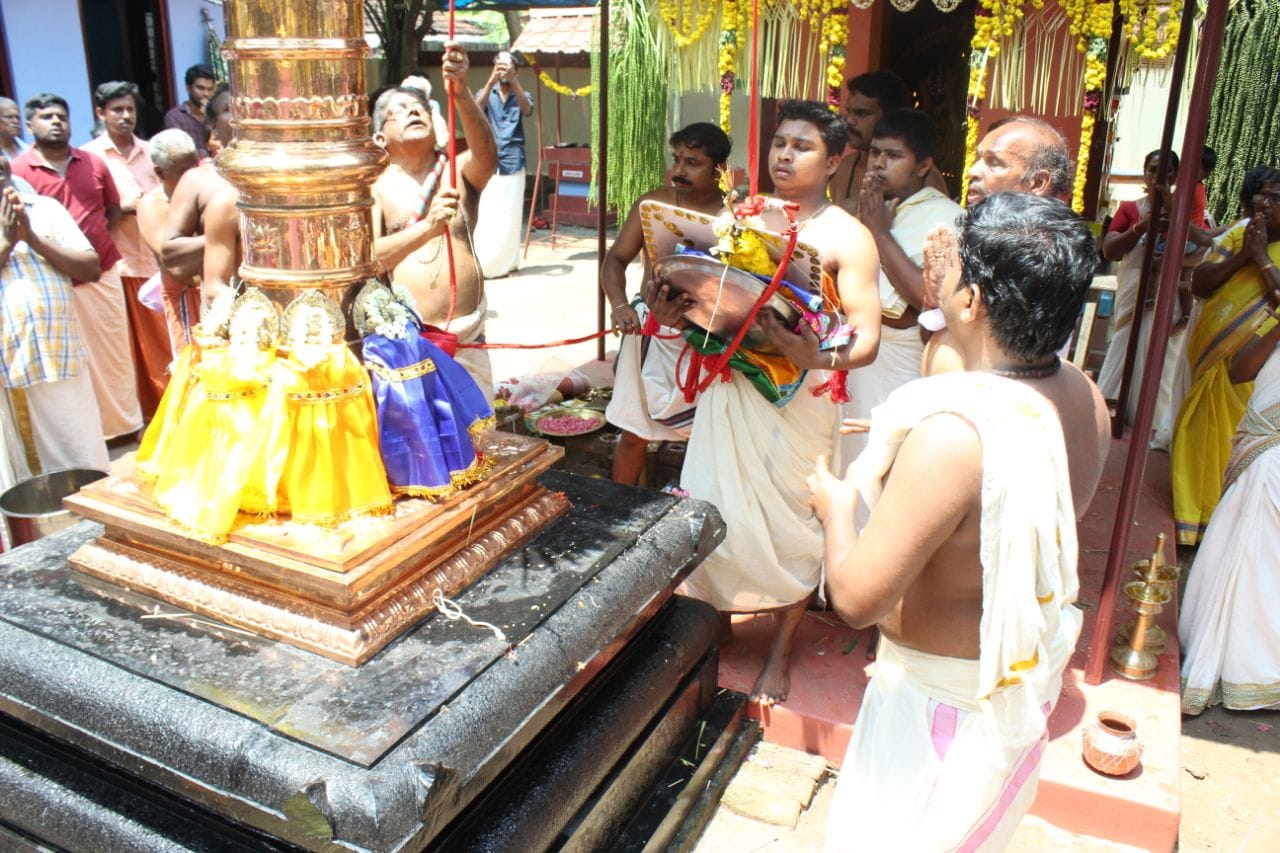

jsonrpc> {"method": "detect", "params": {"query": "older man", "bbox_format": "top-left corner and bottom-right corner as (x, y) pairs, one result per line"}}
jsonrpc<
(814, 193), (1109, 851)
(12, 93), (141, 441)
(84, 81), (171, 417)
(372, 40), (498, 400)
(137, 130), (201, 354)
(474, 50), (533, 278)
(0, 155), (108, 472)
(0, 97), (27, 161)
(964, 115), (1072, 207)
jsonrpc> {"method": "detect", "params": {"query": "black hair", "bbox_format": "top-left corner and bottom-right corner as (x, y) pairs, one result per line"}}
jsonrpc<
(871, 109), (936, 163)
(1201, 146), (1217, 174)
(24, 93), (69, 120)
(93, 81), (141, 111)
(371, 86), (432, 134)
(1241, 165), (1280, 212)
(185, 65), (216, 87)
(845, 70), (910, 113)
(1142, 148), (1180, 175)
(959, 193), (1098, 361)
(669, 122), (732, 165)
(776, 99), (847, 158)
(204, 84), (231, 131)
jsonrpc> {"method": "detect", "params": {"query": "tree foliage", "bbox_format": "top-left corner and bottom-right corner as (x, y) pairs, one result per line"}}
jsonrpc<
(364, 0), (437, 84)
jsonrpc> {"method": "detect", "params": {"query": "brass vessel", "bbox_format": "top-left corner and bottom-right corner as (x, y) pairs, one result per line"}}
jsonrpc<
(65, 0), (567, 665)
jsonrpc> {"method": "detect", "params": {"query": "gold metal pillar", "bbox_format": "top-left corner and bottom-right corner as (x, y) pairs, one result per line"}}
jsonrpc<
(218, 0), (385, 325)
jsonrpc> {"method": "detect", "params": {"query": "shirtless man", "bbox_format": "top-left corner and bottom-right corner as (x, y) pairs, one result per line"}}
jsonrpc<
(827, 71), (948, 218)
(371, 41), (498, 401)
(601, 122), (730, 485)
(813, 193), (1110, 850)
(138, 129), (201, 353)
(671, 100), (881, 706)
(161, 85), (235, 308)
(924, 115), (1108, 516)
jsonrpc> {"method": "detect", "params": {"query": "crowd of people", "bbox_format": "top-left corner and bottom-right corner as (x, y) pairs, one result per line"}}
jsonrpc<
(1, 40), (1277, 850)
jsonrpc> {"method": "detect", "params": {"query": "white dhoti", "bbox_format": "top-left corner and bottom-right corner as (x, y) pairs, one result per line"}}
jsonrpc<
(442, 297), (494, 406)
(839, 323), (923, 465)
(679, 372), (838, 611)
(1180, 346), (1280, 715)
(605, 303), (697, 441)
(22, 372), (109, 472)
(827, 373), (1082, 851)
(475, 171), (525, 279)
(72, 263), (142, 439)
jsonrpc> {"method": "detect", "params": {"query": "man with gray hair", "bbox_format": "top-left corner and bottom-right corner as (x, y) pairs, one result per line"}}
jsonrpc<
(473, 49), (532, 278)
(965, 115), (1072, 207)
(0, 97), (27, 161)
(138, 129), (201, 354)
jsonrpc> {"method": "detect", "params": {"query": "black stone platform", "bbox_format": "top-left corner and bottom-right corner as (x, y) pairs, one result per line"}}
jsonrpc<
(0, 472), (729, 851)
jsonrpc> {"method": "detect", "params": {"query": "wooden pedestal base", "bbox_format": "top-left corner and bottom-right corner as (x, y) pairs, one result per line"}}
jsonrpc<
(65, 433), (568, 665)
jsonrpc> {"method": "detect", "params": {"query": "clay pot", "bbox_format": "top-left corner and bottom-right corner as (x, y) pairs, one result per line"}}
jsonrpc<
(1082, 711), (1143, 776)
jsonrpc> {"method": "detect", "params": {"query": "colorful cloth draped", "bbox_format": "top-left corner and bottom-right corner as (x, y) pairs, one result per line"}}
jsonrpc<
(363, 317), (494, 498)
(1170, 231), (1279, 544)
(1180, 345), (1280, 715)
(827, 372), (1080, 851)
(678, 370), (838, 610)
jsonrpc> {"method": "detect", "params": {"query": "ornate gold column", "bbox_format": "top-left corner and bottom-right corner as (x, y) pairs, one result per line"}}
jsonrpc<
(218, 0), (386, 326)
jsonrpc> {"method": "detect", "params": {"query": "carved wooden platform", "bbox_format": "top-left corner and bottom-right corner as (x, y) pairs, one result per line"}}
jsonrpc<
(65, 433), (568, 665)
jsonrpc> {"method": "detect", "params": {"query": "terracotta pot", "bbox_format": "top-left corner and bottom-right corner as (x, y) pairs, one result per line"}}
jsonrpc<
(1082, 711), (1143, 776)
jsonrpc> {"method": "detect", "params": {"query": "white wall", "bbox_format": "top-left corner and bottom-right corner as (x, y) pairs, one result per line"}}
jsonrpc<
(166, 0), (225, 98)
(1, 0), (94, 145)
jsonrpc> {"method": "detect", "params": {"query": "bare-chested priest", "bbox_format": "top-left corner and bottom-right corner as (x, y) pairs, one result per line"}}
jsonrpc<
(601, 122), (730, 485)
(666, 100), (882, 705)
(813, 193), (1109, 850)
(371, 41), (498, 402)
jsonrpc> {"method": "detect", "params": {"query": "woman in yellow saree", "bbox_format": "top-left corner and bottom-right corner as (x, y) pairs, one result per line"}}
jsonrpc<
(1172, 172), (1280, 545)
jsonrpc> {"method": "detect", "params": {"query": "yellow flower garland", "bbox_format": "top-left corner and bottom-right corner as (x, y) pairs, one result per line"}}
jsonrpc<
(718, 0), (738, 133)
(823, 0), (848, 111)
(537, 71), (592, 99)
(1118, 0), (1181, 60)
(659, 0), (718, 48)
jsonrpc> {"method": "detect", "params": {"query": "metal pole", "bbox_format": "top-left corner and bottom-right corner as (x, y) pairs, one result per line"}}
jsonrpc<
(1111, 0), (1195, 438)
(595, 0), (609, 363)
(1085, 0), (1231, 685)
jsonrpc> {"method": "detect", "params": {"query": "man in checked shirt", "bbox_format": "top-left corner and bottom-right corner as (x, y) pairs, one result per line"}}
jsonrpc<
(0, 155), (108, 472)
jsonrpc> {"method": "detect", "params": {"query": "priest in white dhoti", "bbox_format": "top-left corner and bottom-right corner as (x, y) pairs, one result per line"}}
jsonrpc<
(812, 194), (1107, 850)
(842, 109), (962, 464)
(1180, 310), (1280, 715)
(676, 100), (883, 706)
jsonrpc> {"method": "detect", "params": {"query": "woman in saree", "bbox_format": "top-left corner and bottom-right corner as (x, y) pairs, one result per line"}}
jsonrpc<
(1096, 150), (1206, 441)
(1171, 167), (1280, 545)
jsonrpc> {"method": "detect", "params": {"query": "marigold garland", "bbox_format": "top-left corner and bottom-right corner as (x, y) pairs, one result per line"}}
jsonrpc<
(659, 0), (718, 48)
(822, 0), (848, 111)
(1118, 0), (1181, 61)
(522, 53), (592, 99)
(718, 0), (738, 133)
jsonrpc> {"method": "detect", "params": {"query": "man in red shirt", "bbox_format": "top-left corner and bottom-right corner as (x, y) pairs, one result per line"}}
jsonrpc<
(12, 93), (142, 442)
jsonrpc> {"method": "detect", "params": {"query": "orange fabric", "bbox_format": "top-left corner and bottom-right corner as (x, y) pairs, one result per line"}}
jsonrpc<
(160, 271), (200, 356)
(121, 275), (172, 420)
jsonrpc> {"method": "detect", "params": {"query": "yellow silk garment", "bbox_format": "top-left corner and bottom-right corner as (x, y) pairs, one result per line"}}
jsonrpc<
(135, 343), (199, 484)
(1171, 232), (1280, 545)
(252, 343), (392, 526)
(148, 345), (277, 543)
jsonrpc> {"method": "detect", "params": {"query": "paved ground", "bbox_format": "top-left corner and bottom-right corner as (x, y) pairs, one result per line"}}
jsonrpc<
(491, 227), (1280, 852)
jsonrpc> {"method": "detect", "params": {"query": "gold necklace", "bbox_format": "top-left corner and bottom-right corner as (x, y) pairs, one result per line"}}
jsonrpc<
(797, 202), (830, 227)
(414, 233), (445, 266)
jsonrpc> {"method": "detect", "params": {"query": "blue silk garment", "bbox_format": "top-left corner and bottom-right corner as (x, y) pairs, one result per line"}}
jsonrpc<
(363, 317), (495, 498)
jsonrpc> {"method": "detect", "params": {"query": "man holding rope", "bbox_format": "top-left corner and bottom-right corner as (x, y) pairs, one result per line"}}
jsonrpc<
(372, 40), (499, 402)
(663, 100), (882, 706)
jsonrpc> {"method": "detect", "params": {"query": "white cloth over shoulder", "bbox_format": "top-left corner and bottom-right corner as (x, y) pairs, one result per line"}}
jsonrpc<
(444, 296), (494, 405)
(827, 372), (1081, 851)
(605, 302), (697, 441)
(678, 371), (838, 611)
(1180, 345), (1280, 715)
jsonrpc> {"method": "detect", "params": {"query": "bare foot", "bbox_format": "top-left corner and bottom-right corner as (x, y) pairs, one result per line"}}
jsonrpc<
(750, 653), (791, 706)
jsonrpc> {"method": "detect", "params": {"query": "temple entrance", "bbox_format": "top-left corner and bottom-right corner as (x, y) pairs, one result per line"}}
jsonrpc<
(879, 1), (976, 198)
(79, 0), (174, 136)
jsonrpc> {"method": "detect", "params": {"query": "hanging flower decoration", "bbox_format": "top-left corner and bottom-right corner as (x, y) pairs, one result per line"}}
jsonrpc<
(1066, 2), (1113, 214)
(522, 52), (593, 99)
(659, 0), (719, 48)
(1118, 0), (1181, 61)
(822, 0), (849, 111)
(718, 0), (739, 133)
